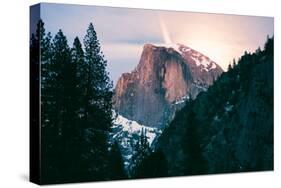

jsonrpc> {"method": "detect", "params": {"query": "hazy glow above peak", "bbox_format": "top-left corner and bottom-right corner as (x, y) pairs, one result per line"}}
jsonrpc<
(41, 3), (274, 85)
(158, 14), (172, 44)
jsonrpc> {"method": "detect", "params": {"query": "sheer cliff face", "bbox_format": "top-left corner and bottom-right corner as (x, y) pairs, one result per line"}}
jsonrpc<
(113, 43), (223, 128)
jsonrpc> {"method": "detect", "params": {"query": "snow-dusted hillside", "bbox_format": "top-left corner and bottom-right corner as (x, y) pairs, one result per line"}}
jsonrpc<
(109, 111), (162, 168)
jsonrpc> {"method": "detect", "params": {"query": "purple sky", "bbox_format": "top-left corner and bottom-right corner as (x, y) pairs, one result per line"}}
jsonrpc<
(40, 3), (274, 85)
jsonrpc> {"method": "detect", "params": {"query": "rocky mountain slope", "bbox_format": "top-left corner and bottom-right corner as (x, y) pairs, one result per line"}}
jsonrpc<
(113, 43), (223, 128)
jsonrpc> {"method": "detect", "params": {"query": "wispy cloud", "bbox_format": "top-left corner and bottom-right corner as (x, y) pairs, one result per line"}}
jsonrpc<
(41, 3), (274, 85)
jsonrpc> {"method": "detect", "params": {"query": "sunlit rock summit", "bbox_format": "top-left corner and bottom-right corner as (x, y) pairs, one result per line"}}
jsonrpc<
(113, 43), (223, 128)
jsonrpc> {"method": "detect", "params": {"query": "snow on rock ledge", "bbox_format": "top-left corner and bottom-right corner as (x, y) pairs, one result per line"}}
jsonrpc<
(110, 111), (162, 169)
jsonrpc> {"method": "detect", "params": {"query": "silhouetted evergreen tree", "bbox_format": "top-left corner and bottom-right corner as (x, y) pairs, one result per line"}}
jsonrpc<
(255, 47), (262, 55)
(83, 22), (113, 130)
(71, 37), (86, 112)
(129, 128), (151, 177)
(35, 20), (61, 183)
(232, 58), (236, 68)
(76, 23), (114, 180)
(227, 63), (232, 71)
(33, 20), (124, 183)
(183, 109), (207, 175)
(109, 141), (127, 179)
(34, 20), (53, 134)
(45, 29), (80, 182)
(133, 150), (168, 178)
(264, 35), (273, 56)
(70, 39), (88, 173)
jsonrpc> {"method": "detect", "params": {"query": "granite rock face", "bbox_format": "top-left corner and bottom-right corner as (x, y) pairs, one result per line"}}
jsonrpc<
(113, 43), (223, 128)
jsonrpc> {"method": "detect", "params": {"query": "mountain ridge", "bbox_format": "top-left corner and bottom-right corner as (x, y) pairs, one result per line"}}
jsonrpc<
(113, 43), (223, 128)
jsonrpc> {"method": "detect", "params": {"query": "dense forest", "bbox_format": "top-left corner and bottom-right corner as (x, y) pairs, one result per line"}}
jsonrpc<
(30, 20), (127, 183)
(136, 36), (273, 177)
(31, 19), (273, 183)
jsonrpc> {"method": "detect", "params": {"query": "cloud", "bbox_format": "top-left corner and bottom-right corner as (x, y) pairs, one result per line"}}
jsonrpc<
(41, 3), (274, 82)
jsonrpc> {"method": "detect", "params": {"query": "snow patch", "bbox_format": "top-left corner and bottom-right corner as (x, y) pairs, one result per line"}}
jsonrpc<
(193, 81), (208, 91)
(173, 95), (190, 105)
(160, 43), (183, 55)
(211, 62), (217, 69)
(213, 115), (220, 122)
(110, 111), (162, 170)
(224, 102), (234, 112)
(112, 111), (161, 145)
(158, 43), (218, 72)
(190, 55), (216, 72)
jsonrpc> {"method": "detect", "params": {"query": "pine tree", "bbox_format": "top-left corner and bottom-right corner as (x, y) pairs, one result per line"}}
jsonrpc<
(72, 37), (86, 120)
(232, 58), (236, 68)
(129, 128), (151, 177)
(133, 149), (168, 178)
(130, 128), (168, 178)
(255, 46), (262, 55)
(264, 36), (273, 56)
(35, 20), (53, 131)
(77, 22), (114, 180)
(83, 22), (113, 130)
(41, 29), (81, 182)
(33, 20), (60, 183)
(48, 29), (73, 181)
(109, 141), (127, 179)
(51, 29), (73, 135)
(33, 20), (120, 183)
(183, 109), (207, 175)
(228, 63), (232, 71)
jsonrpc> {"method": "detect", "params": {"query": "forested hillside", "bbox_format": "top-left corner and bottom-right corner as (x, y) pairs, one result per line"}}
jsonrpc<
(134, 37), (273, 177)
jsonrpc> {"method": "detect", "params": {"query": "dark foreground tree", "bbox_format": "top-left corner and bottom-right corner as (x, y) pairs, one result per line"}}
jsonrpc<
(109, 141), (127, 179)
(34, 20), (125, 183)
(83, 22), (113, 130)
(183, 109), (207, 175)
(77, 23), (114, 180)
(133, 150), (168, 178)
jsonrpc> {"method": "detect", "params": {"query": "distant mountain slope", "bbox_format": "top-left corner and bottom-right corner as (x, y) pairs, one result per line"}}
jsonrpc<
(113, 43), (223, 128)
(110, 111), (161, 170)
(155, 37), (273, 175)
